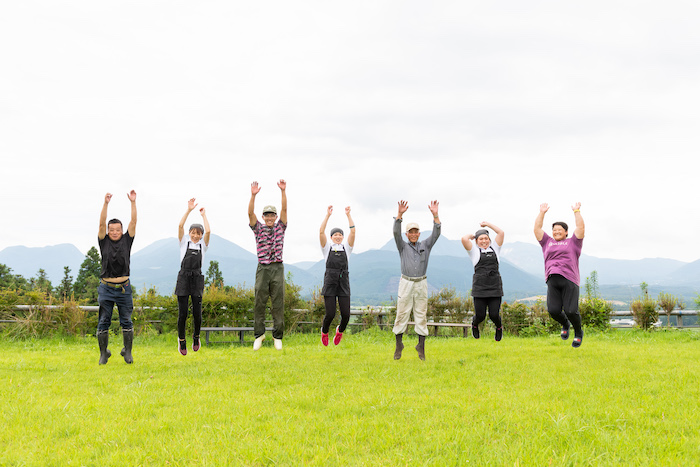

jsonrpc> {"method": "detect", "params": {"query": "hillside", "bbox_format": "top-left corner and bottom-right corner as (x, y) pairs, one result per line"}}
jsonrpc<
(2, 234), (699, 305)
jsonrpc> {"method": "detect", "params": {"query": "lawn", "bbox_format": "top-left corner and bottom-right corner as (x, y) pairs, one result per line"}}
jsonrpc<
(1, 329), (699, 466)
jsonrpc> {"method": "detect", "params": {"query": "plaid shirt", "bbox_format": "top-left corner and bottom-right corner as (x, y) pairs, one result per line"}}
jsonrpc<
(251, 220), (287, 264)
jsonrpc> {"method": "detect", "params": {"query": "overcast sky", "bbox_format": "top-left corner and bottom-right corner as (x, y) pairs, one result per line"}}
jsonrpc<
(2, 1), (700, 264)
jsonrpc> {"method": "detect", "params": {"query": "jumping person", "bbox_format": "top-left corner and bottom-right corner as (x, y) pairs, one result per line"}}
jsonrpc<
(461, 222), (505, 341)
(175, 198), (211, 356)
(249, 180), (287, 351)
(392, 200), (441, 361)
(96, 190), (137, 365)
(534, 202), (586, 347)
(319, 205), (356, 346)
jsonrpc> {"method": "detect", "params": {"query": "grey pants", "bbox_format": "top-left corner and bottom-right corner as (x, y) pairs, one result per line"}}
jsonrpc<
(254, 262), (285, 339)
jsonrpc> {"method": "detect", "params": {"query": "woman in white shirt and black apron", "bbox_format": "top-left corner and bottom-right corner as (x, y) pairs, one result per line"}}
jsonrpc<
(176, 199), (211, 355)
(319, 205), (356, 346)
(462, 222), (505, 342)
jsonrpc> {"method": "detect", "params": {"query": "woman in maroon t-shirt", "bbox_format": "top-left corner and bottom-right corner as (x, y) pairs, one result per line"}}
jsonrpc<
(534, 202), (586, 347)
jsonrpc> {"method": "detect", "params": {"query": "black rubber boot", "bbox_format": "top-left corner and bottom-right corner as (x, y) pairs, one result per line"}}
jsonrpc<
(98, 331), (111, 365)
(415, 335), (426, 361)
(120, 328), (134, 364)
(393, 333), (404, 360)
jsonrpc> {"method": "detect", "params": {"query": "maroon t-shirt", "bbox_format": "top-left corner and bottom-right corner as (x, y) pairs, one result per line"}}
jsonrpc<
(538, 232), (583, 285)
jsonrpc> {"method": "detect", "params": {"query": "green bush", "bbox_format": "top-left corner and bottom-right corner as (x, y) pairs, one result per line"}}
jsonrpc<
(579, 298), (613, 331)
(501, 301), (531, 336)
(630, 296), (658, 330)
(427, 287), (472, 323)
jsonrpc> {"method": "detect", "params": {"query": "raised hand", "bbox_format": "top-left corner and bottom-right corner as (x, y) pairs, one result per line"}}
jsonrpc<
(326, 205), (333, 217)
(199, 207), (206, 216)
(127, 190), (137, 202)
(428, 200), (439, 216)
(572, 202), (582, 212)
(104, 193), (113, 204)
(398, 200), (409, 215)
(277, 179), (286, 191)
(251, 181), (261, 195)
(188, 198), (198, 211)
(540, 203), (550, 213)
(345, 206), (351, 216)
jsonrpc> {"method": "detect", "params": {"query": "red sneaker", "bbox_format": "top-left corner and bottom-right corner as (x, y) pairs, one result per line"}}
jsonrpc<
(321, 332), (329, 346)
(333, 326), (343, 345)
(192, 336), (200, 352)
(178, 339), (187, 356)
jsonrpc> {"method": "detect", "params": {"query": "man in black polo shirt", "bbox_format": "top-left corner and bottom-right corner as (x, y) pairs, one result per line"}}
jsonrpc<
(96, 190), (137, 365)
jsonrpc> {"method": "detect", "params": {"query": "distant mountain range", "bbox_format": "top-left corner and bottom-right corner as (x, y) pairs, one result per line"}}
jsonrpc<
(2, 234), (700, 305)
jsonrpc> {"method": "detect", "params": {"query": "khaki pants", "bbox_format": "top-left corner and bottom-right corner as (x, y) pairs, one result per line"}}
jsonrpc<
(254, 262), (285, 340)
(393, 277), (428, 336)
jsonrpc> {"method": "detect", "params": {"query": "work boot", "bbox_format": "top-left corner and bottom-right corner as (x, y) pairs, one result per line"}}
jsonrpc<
(98, 330), (111, 365)
(120, 328), (134, 364)
(393, 333), (404, 360)
(415, 334), (426, 361)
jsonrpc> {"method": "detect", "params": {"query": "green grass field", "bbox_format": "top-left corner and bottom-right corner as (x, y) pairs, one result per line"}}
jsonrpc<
(1, 329), (699, 466)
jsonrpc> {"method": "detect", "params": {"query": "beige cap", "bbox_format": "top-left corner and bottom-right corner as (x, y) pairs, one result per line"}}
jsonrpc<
(405, 222), (420, 232)
(262, 205), (277, 215)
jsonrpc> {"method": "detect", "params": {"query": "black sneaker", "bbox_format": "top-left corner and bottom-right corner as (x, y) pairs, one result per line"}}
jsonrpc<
(472, 325), (480, 339)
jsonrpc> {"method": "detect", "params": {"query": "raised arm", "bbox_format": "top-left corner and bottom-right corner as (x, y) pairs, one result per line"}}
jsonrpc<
(534, 203), (549, 242)
(481, 221), (504, 246)
(278, 179), (287, 225)
(98, 193), (112, 240)
(423, 200), (442, 248)
(249, 182), (260, 227)
(319, 205), (332, 248)
(201, 207), (211, 246)
(127, 190), (137, 237)
(572, 202), (585, 239)
(393, 200), (408, 251)
(178, 198), (197, 242)
(461, 233), (475, 251)
(346, 206), (356, 247)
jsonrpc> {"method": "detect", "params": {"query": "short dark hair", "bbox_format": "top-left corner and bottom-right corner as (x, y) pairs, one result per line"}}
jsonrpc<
(189, 224), (204, 235)
(108, 219), (122, 227)
(552, 221), (568, 231)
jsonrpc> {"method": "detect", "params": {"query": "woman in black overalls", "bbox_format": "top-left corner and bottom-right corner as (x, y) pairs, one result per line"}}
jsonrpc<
(319, 205), (356, 346)
(176, 198), (211, 355)
(461, 222), (505, 341)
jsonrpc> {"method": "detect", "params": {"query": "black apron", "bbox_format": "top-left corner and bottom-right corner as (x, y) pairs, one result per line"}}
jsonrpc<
(322, 244), (350, 297)
(471, 247), (503, 298)
(175, 242), (205, 297)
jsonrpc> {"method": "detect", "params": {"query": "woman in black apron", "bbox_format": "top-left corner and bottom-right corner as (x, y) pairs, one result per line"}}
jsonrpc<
(319, 205), (356, 346)
(462, 222), (505, 341)
(176, 199), (211, 355)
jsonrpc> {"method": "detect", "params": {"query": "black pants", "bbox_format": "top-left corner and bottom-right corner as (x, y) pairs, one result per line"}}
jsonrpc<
(472, 297), (502, 328)
(178, 295), (202, 340)
(322, 296), (351, 334)
(546, 274), (582, 336)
